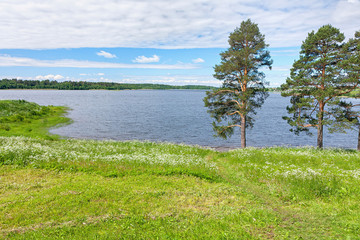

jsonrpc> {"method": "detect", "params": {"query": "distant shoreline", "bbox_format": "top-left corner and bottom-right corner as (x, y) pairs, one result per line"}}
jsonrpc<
(0, 79), (216, 91)
(0, 88), (214, 91)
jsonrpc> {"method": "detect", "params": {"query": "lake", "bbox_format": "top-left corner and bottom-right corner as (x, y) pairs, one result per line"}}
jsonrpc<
(0, 90), (358, 149)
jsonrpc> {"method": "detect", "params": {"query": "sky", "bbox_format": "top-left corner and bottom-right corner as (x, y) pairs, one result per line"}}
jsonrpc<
(0, 0), (359, 87)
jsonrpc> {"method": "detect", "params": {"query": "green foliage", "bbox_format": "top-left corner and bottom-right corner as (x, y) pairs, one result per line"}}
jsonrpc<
(281, 25), (359, 148)
(0, 79), (215, 90)
(0, 100), (48, 119)
(265, 87), (281, 92)
(327, 102), (356, 135)
(335, 31), (360, 126)
(337, 30), (360, 149)
(204, 19), (272, 147)
(341, 30), (360, 87)
(0, 100), (70, 139)
(344, 89), (360, 98)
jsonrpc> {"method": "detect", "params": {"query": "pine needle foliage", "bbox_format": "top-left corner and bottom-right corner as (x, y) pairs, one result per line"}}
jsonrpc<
(330, 30), (360, 150)
(281, 25), (359, 148)
(204, 19), (272, 148)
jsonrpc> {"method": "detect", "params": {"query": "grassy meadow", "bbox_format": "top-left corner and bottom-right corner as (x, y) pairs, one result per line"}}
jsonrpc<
(1, 100), (360, 239)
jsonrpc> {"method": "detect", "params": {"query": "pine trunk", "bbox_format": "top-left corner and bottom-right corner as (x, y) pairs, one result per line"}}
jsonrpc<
(358, 125), (360, 151)
(241, 116), (246, 148)
(317, 123), (323, 149)
(317, 102), (324, 149)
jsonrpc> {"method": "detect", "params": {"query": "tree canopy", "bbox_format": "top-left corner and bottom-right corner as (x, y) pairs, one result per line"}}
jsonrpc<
(281, 25), (359, 148)
(204, 19), (272, 148)
(329, 30), (360, 150)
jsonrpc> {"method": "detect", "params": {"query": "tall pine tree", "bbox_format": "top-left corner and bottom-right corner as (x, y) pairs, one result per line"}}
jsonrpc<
(281, 25), (359, 148)
(204, 19), (272, 148)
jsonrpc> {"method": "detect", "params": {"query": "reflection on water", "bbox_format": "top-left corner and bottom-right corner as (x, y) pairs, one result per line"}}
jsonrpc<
(0, 90), (358, 149)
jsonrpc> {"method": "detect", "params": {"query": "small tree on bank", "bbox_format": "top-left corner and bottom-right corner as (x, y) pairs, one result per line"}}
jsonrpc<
(204, 19), (272, 148)
(281, 25), (359, 148)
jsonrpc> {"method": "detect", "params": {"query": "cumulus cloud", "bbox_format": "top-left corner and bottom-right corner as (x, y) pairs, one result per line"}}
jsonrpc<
(0, 55), (197, 69)
(35, 74), (64, 80)
(192, 58), (205, 63)
(0, 0), (359, 49)
(96, 50), (117, 58)
(132, 55), (160, 63)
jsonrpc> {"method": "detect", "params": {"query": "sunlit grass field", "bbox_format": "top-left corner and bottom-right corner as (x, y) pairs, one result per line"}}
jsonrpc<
(1, 100), (360, 239)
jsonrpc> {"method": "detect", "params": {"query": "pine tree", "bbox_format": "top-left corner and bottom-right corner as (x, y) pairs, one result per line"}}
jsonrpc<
(204, 19), (272, 148)
(330, 31), (360, 150)
(281, 25), (359, 148)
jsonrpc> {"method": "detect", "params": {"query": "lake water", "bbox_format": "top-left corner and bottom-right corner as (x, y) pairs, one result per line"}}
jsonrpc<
(0, 90), (359, 149)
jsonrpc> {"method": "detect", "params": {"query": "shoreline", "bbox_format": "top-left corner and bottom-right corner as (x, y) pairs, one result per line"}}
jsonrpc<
(46, 135), (358, 151)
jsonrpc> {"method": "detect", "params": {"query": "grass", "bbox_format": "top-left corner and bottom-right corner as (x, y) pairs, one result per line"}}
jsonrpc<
(1, 100), (360, 239)
(0, 100), (70, 139)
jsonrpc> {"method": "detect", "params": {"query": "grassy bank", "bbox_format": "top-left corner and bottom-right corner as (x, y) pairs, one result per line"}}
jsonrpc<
(0, 100), (70, 139)
(1, 100), (360, 239)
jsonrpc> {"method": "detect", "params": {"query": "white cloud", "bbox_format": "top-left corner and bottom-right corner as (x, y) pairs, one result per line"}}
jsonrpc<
(132, 55), (160, 63)
(271, 66), (292, 72)
(35, 74), (64, 80)
(192, 58), (205, 63)
(0, 1), (359, 49)
(3, 73), (220, 86)
(80, 73), (105, 76)
(0, 55), (197, 70)
(119, 75), (219, 86)
(96, 50), (117, 58)
(270, 48), (300, 57)
(55, 74), (218, 86)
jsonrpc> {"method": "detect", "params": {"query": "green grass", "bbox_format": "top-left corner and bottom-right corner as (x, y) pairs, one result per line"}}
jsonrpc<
(1, 138), (360, 239)
(1, 100), (360, 239)
(0, 100), (70, 139)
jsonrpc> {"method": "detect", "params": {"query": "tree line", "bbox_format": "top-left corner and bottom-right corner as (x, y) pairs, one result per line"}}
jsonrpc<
(204, 19), (360, 150)
(0, 79), (215, 91)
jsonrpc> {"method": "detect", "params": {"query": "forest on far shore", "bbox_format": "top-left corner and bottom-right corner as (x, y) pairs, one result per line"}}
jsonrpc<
(0, 79), (216, 90)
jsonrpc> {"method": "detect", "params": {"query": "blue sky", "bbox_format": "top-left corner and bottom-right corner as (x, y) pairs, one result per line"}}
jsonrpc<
(0, 0), (359, 86)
